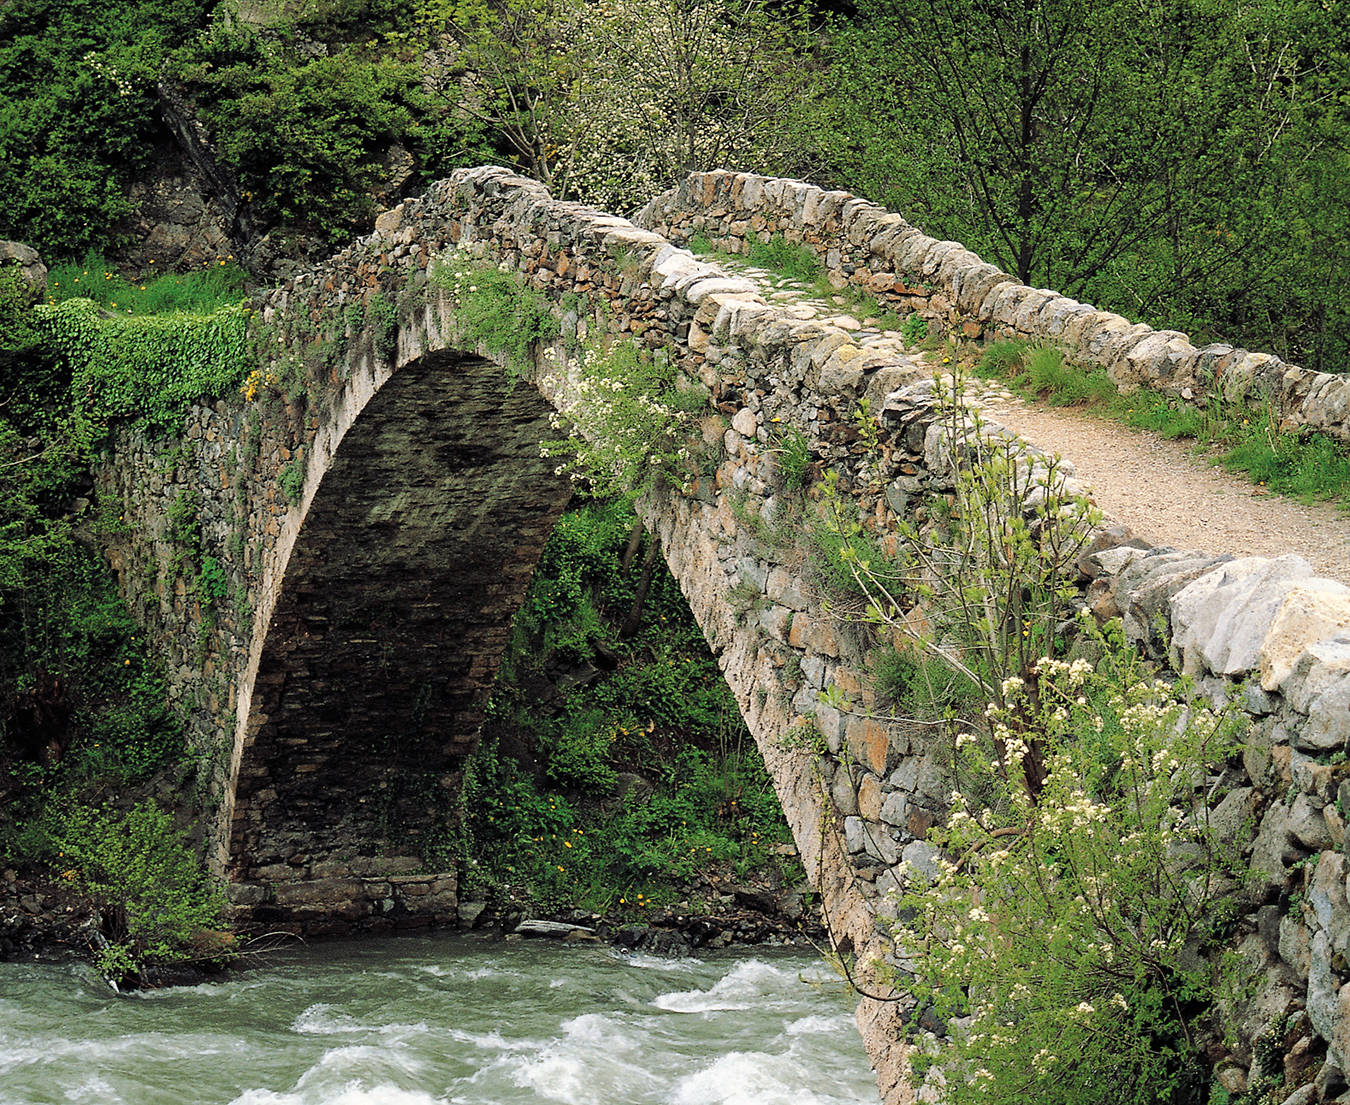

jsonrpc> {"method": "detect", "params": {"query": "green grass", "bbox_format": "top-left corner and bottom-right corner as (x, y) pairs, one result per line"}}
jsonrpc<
(974, 340), (1350, 508)
(686, 233), (908, 331)
(45, 252), (250, 316)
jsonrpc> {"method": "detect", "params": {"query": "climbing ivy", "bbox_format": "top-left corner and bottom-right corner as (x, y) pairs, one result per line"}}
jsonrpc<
(32, 298), (253, 442)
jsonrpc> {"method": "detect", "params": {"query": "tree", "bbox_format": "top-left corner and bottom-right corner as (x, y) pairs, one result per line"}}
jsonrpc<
(831, 0), (1230, 292)
(417, 0), (815, 211)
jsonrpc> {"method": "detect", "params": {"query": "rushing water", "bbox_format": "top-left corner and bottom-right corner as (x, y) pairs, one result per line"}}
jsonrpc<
(0, 932), (880, 1105)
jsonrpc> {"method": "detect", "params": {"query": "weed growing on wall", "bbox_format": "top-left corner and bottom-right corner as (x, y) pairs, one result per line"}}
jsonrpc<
(429, 252), (559, 373)
(890, 620), (1247, 1105)
(279, 457), (306, 506)
(540, 340), (705, 498)
(834, 374), (1099, 702)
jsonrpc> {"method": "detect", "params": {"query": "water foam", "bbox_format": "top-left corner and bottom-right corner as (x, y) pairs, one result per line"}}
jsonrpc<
(650, 959), (791, 1013)
(230, 1082), (443, 1105)
(670, 1051), (833, 1105)
(291, 1004), (429, 1043)
(785, 1013), (853, 1036)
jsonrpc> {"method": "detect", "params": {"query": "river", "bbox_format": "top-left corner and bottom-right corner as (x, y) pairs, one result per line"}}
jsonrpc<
(0, 932), (880, 1105)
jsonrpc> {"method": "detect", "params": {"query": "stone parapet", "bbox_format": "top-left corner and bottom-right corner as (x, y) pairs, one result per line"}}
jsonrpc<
(639, 170), (1350, 447)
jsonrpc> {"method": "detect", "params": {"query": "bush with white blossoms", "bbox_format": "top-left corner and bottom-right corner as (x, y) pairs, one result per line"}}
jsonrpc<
(539, 339), (702, 498)
(891, 617), (1248, 1105)
(429, 253), (559, 373)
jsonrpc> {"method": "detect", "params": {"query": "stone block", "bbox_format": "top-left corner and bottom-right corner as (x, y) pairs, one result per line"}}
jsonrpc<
(1209, 786), (1259, 845)
(846, 716), (895, 776)
(1262, 583), (1350, 690)
(273, 877), (366, 909)
(858, 773), (883, 821)
(1284, 635), (1350, 752)
(1170, 555), (1316, 677)
(1252, 802), (1302, 888)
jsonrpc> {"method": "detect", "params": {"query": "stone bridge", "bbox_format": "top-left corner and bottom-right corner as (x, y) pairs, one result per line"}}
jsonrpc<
(97, 166), (1350, 1104)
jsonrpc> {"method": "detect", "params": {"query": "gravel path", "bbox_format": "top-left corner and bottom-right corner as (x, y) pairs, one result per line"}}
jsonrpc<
(978, 398), (1350, 584)
(722, 258), (1350, 584)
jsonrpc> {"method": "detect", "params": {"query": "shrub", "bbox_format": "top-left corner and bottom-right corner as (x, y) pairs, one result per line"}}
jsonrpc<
(891, 623), (1244, 1105)
(429, 254), (560, 373)
(279, 458), (306, 505)
(57, 800), (225, 979)
(539, 339), (704, 498)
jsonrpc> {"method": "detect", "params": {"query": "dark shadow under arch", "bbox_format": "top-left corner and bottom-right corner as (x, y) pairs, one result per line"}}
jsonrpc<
(226, 350), (572, 931)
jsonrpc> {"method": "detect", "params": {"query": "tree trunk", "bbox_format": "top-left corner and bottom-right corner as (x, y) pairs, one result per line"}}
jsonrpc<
(620, 535), (661, 639)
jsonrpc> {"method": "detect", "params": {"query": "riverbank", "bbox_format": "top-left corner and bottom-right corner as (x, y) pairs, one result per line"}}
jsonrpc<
(0, 857), (827, 986)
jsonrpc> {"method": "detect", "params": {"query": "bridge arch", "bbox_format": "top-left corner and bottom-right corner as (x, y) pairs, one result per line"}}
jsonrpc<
(224, 348), (572, 930)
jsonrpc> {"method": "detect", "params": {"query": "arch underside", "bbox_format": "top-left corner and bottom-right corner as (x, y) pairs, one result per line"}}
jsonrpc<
(227, 350), (572, 933)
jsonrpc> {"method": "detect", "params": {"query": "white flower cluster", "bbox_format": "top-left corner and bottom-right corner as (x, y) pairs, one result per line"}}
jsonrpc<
(83, 51), (134, 97)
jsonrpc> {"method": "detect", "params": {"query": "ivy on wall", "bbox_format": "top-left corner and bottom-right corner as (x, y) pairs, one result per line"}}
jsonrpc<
(31, 298), (254, 442)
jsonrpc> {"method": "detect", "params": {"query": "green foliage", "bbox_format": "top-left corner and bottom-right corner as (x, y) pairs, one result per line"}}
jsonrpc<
(892, 624), (1244, 1105)
(543, 706), (618, 794)
(810, 472), (902, 603)
(32, 298), (253, 442)
(0, 0), (214, 257)
(808, 0), (1350, 373)
(195, 556), (228, 613)
(977, 341), (1117, 407)
(745, 234), (822, 282)
(0, 267), (43, 360)
(463, 498), (797, 914)
(367, 292), (400, 363)
(56, 800), (225, 976)
(901, 312), (928, 346)
(870, 646), (977, 719)
(430, 254), (560, 372)
(416, 0), (813, 212)
(279, 458), (306, 505)
(540, 339), (703, 498)
(181, 22), (426, 244)
(773, 427), (812, 492)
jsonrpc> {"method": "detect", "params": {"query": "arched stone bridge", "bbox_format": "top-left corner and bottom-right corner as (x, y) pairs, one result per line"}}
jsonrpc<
(97, 166), (1350, 1104)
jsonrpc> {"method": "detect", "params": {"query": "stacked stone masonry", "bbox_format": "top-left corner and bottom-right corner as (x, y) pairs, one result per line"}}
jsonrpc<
(95, 165), (1350, 1105)
(638, 170), (1350, 447)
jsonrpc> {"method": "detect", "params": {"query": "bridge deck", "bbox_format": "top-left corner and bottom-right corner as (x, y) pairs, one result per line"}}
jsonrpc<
(722, 256), (1350, 584)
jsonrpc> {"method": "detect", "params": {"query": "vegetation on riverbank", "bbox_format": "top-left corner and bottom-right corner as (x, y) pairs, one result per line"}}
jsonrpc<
(0, 264), (249, 979)
(457, 498), (804, 922)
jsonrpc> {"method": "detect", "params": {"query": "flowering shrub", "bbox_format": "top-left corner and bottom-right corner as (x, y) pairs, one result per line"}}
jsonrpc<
(890, 621), (1246, 1104)
(823, 370), (1249, 1100)
(421, 0), (814, 213)
(539, 340), (703, 498)
(429, 254), (559, 373)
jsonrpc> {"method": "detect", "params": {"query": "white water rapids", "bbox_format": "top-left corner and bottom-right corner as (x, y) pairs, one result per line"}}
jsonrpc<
(0, 932), (880, 1105)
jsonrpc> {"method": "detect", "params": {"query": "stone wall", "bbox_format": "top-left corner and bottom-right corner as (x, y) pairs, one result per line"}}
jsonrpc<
(95, 165), (1350, 1104)
(639, 171), (1350, 448)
